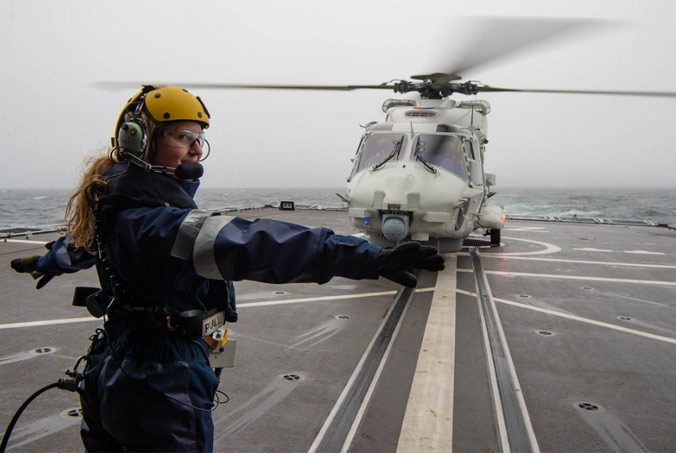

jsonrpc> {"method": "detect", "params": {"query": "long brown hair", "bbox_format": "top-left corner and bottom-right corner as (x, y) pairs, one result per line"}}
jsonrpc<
(63, 154), (115, 253)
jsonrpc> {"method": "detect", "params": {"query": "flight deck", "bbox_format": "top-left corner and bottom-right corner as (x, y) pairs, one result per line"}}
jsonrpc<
(1, 208), (675, 452)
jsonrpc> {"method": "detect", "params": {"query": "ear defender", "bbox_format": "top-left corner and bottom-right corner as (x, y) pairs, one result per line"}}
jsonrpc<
(117, 122), (147, 158)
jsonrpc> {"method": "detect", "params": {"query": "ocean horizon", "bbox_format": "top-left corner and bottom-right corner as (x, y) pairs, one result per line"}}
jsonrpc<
(2, 186), (675, 229)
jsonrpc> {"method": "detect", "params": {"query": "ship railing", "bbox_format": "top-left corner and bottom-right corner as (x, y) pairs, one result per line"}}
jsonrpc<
(504, 214), (657, 227)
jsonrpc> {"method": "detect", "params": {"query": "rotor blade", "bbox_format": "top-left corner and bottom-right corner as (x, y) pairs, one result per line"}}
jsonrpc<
(89, 81), (397, 92)
(179, 82), (400, 91)
(435, 16), (610, 78)
(89, 81), (144, 92)
(477, 85), (676, 98)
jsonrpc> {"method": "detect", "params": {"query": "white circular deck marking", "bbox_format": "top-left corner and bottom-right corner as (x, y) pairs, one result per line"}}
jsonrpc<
(488, 237), (561, 256)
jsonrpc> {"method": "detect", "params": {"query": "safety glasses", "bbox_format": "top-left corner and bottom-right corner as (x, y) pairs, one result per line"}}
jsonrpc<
(160, 129), (206, 149)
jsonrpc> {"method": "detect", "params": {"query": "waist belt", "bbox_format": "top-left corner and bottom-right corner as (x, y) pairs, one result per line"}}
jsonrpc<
(73, 285), (226, 338)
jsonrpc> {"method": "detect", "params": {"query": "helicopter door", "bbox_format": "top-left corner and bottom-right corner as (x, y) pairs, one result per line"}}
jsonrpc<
(412, 134), (468, 180)
(350, 133), (407, 177)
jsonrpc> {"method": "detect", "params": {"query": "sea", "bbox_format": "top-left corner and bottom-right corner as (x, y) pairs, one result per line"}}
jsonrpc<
(1, 187), (675, 231)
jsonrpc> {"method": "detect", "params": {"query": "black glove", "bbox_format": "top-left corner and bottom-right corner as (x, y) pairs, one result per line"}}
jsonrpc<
(376, 241), (445, 288)
(10, 255), (40, 274)
(10, 255), (54, 289)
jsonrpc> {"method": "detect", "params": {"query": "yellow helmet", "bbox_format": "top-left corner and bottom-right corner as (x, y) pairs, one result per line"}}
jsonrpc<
(114, 85), (210, 160)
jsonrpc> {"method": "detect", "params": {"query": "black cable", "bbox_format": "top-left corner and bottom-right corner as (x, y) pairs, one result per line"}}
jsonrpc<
(1, 333), (228, 451)
(108, 337), (228, 413)
(214, 389), (230, 406)
(1, 382), (60, 453)
(111, 357), (228, 413)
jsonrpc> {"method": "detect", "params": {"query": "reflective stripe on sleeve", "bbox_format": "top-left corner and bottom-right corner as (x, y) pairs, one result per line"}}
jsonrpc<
(170, 210), (214, 261)
(193, 215), (235, 279)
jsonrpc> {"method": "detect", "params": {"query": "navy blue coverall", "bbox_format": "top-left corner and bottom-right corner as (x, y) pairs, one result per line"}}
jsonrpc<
(35, 163), (384, 452)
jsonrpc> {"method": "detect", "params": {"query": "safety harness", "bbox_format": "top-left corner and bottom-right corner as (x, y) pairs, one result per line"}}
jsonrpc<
(72, 161), (236, 338)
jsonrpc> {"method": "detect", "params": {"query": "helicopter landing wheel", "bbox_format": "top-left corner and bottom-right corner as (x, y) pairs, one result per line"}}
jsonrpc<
(490, 228), (501, 246)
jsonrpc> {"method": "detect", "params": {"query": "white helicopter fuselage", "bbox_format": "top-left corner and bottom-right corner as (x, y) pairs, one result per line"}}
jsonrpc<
(344, 98), (503, 249)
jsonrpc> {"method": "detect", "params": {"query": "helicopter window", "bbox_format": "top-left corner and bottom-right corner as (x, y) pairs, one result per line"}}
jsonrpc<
(463, 140), (476, 161)
(469, 161), (483, 185)
(462, 140), (483, 185)
(353, 133), (406, 174)
(412, 135), (468, 179)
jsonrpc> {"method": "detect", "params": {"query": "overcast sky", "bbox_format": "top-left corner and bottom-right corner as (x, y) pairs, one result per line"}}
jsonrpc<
(2, 0), (676, 189)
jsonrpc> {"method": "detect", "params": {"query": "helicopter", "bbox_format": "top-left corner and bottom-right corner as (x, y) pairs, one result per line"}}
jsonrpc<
(338, 74), (503, 253)
(134, 72), (676, 253)
(95, 17), (676, 252)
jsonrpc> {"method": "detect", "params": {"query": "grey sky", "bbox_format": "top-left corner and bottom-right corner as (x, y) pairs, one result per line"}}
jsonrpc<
(2, 0), (676, 189)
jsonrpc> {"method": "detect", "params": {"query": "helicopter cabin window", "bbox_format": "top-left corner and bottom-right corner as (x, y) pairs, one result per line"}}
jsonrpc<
(463, 139), (476, 160)
(463, 140), (484, 185)
(352, 133), (406, 175)
(412, 135), (468, 180)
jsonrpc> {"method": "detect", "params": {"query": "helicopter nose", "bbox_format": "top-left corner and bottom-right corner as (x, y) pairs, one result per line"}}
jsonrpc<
(384, 173), (415, 201)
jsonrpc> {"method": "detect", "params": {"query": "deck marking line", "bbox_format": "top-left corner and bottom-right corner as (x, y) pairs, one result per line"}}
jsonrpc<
(457, 269), (676, 287)
(573, 248), (613, 252)
(309, 286), (415, 453)
(236, 288), (432, 308)
(472, 248), (540, 453)
(237, 290), (398, 308)
(457, 289), (676, 346)
(396, 254), (457, 452)
(0, 317), (99, 330)
(480, 255), (676, 270)
(1, 238), (50, 245)
(0, 289), (437, 331)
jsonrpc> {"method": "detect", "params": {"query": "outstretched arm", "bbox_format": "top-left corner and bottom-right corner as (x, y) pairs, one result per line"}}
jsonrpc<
(10, 236), (96, 289)
(170, 212), (444, 287)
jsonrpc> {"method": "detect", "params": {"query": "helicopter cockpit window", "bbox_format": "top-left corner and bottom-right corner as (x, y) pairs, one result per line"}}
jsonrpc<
(412, 135), (468, 179)
(353, 133), (406, 175)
